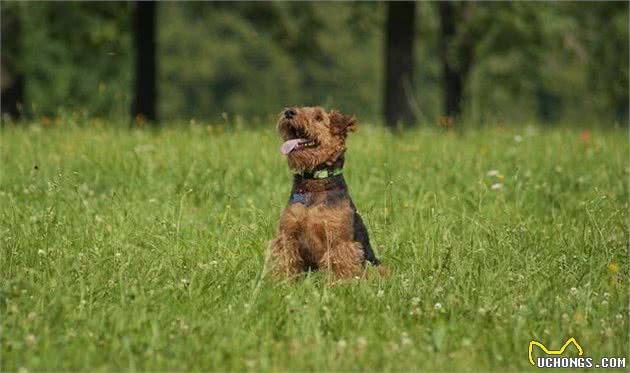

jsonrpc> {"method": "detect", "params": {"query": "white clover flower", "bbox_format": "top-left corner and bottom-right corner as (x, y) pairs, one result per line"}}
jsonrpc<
(357, 336), (367, 348)
(25, 334), (36, 346)
(487, 170), (500, 177)
(491, 183), (503, 190)
(377, 290), (384, 298)
(434, 302), (442, 311)
(401, 334), (412, 346)
(37, 249), (46, 256)
(514, 135), (523, 143)
(570, 287), (578, 295)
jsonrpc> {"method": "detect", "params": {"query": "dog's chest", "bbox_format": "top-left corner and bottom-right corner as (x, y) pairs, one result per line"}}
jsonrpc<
(282, 193), (355, 261)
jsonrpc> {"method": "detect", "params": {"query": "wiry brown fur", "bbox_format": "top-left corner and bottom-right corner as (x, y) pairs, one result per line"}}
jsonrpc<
(268, 106), (382, 281)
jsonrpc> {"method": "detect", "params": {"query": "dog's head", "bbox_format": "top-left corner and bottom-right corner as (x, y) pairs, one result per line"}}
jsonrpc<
(277, 106), (357, 172)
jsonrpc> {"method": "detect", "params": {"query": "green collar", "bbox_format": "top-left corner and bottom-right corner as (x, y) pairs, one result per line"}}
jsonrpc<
(297, 167), (343, 179)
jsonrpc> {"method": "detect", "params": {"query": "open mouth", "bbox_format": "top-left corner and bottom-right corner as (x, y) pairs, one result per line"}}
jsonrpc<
(280, 126), (319, 155)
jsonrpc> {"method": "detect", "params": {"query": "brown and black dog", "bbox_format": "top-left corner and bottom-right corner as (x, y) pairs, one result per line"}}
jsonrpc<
(267, 106), (383, 280)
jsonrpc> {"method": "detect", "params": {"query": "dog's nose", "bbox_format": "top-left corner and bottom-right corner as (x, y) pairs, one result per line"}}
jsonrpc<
(284, 108), (297, 119)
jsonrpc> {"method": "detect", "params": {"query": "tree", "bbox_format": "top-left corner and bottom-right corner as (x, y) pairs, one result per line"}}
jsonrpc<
(132, 1), (157, 123)
(438, 2), (475, 120)
(1, 3), (24, 121)
(384, 1), (416, 128)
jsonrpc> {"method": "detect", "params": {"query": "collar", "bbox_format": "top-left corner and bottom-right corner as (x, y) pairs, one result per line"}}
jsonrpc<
(296, 167), (343, 179)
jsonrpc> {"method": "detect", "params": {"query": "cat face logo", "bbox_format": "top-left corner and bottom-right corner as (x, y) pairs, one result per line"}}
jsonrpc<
(528, 337), (584, 366)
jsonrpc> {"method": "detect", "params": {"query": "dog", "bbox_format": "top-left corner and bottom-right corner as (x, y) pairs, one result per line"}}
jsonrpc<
(267, 106), (383, 280)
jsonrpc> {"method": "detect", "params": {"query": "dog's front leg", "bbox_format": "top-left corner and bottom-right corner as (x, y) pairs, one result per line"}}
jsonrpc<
(267, 231), (304, 278)
(319, 240), (363, 280)
(267, 205), (306, 279)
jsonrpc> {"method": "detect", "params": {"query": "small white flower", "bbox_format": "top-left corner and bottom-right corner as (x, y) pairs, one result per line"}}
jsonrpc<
(25, 334), (36, 346)
(401, 335), (412, 346)
(377, 290), (384, 298)
(411, 297), (421, 306)
(491, 183), (503, 190)
(337, 339), (347, 349)
(434, 302), (442, 311)
(616, 314), (623, 321)
(37, 249), (46, 256)
(603, 292), (610, 299)
(478, 307), (487, 316)
(181, 278), (190, 285)
(487, 170), (500, 177)
(601, 300), (609, 306)
(570, 287), (578, 295)
(514, 135), (523, 143)
(357, 336), (367, 348)
(115, 252), (121, 258)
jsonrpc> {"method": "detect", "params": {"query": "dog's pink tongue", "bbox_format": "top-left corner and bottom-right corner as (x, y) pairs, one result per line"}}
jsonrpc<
(281, 139), (305, 155)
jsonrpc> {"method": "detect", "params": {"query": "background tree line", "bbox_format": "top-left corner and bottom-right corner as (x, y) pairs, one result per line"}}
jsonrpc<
(1, 1), (628, 127)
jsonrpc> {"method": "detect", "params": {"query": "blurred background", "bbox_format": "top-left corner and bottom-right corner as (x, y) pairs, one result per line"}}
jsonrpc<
(1, 1), (628, 127)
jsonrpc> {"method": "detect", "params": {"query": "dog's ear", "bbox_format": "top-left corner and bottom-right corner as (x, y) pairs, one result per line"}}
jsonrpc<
(329, 110), (357, 135)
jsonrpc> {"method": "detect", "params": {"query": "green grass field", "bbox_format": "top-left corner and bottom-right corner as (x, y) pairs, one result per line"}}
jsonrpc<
(1, 121), (628, 371)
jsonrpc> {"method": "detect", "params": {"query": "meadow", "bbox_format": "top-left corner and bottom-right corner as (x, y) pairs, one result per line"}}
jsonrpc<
(1, 120), (628, 371)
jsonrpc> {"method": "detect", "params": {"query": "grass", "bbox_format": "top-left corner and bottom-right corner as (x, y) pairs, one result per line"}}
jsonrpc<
(1, 120), (628, 371)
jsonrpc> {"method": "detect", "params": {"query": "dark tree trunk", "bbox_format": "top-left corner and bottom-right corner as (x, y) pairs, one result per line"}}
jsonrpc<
(132, 1), (157, 123)
(384, 1), (416, 128)
(439, 2), (473, 119)
(1, 5), (24, 121)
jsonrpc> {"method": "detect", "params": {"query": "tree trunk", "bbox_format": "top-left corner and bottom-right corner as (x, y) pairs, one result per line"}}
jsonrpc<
(132, 1), (157, 124)
(1, 5), (24, 121)
(384, 1), (416, 128)
(439, 2), (473, 120)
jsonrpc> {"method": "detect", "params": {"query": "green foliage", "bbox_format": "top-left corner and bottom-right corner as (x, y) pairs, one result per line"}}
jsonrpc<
(16, 2), (132, 118)
(2, 2), (628, 123)
(1, 122), (628, 370)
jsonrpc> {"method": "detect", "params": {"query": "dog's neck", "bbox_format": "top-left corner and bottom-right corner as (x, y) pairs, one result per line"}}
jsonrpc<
(291, 158), (347, 194)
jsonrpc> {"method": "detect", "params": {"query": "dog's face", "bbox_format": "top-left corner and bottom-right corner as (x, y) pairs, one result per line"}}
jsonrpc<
(277, 106), (357, 172)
